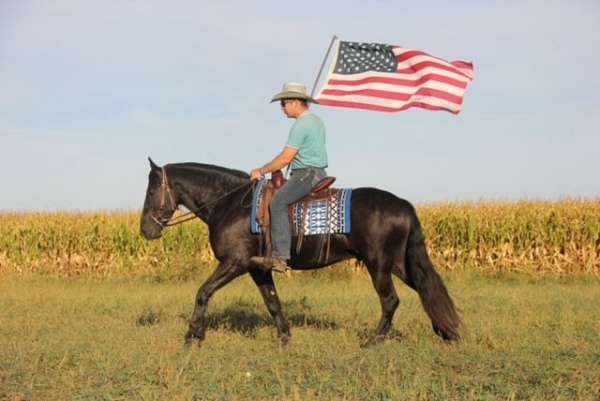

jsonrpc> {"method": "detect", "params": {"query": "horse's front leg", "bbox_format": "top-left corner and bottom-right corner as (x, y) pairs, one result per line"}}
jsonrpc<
(248, 268), (291, 343)
(185, 260), (246, 345)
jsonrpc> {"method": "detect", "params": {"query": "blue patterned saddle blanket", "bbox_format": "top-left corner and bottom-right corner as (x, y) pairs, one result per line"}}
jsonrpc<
(250, 179), (352, 236)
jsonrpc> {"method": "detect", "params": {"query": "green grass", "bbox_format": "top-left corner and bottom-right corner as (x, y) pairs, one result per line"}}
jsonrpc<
(1, 271), (599, 401)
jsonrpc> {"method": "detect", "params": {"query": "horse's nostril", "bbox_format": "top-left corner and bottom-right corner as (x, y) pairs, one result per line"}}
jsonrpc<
(140, 221), (162, 240)
(142, 229), (161, 240)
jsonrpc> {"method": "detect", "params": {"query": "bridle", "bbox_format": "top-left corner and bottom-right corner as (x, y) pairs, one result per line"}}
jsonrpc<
(149, 167), (254, 228)
(150, 167), (178, 228)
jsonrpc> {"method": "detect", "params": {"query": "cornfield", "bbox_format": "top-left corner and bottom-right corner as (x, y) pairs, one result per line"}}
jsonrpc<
(1, 199), (599, 279)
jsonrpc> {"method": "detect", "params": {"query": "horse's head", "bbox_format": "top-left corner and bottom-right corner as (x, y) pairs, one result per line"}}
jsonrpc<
(140, 158), (179, 240)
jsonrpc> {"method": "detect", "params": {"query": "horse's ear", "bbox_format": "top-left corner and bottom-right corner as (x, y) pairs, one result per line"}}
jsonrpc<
(148, 157), (160, 172)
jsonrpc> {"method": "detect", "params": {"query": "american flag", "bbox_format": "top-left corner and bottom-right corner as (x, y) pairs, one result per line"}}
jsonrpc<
(315, 40), (474, 114)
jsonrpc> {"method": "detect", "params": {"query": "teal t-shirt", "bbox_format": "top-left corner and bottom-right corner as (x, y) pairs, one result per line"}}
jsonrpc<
(285, 113), (328, 170)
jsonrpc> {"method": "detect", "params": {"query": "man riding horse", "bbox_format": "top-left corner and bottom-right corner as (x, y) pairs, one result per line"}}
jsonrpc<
(249, 82), (328, 273)
(140, 84), (462, 344)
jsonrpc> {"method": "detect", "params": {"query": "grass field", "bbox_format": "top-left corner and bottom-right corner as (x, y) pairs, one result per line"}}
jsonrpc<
(1, 271), (599, 401)
(1, 201), (599, 399)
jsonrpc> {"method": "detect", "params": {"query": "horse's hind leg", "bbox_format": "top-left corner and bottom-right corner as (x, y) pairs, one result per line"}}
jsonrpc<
(249, 268), (291, 343)
(364, 261), (400, 345)
(185, 260), (246, 345)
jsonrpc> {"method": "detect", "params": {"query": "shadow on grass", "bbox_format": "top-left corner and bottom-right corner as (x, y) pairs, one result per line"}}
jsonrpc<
(137, 299), (406, 344)
(199, 297), (340, 338)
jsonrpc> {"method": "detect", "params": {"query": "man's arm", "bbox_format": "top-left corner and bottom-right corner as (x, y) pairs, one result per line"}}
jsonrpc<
(250, 146), (298, 180)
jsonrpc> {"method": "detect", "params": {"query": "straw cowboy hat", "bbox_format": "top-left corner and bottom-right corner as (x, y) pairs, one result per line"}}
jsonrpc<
(270, 82), (318, 103)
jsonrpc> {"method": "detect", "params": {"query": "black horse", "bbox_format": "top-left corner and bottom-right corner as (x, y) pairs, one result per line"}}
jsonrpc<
(140, 159), (461, 345)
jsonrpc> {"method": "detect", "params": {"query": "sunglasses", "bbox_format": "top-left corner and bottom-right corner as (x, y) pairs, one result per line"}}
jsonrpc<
(280, 99), (295, 107)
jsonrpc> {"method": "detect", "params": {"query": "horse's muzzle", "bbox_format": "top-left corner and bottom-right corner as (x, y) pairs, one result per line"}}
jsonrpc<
(140, 217), (163, 240)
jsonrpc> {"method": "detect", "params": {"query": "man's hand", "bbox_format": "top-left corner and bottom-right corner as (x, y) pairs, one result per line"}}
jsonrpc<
(250, 146), (297, 181)
(250, 168), (263, 181)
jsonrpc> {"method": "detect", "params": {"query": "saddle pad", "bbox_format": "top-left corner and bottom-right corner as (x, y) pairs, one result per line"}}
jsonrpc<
(250, 179), (352, 235)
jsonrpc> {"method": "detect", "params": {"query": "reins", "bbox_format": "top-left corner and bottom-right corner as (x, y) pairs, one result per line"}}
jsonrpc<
(151, 167), (254, 228)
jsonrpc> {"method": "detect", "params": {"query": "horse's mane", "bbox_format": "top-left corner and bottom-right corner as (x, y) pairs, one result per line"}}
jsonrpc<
(166, 162), (250, 181)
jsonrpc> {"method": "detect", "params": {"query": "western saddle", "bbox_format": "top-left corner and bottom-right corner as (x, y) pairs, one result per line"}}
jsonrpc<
(256, 170), (336, 259)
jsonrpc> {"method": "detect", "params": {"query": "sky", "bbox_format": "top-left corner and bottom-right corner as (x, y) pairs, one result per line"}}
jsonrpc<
(1, 0), (599, 211)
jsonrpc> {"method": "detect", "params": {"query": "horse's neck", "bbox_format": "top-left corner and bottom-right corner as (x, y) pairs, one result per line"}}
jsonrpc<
(174, 168), (246, 222)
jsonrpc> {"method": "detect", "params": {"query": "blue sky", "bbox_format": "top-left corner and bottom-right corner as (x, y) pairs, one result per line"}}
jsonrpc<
(1, 0), (599, 211)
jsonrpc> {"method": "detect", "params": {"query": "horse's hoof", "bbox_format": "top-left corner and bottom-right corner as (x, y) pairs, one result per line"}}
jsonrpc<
(184, 331), (204, 347)
(278, 333), (291, 346)
(360, 335), (385, 348)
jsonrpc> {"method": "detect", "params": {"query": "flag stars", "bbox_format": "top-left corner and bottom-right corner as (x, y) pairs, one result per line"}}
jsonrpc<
(334, 41), (398, 74)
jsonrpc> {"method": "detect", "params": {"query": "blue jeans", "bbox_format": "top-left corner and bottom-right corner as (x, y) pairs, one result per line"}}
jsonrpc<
(271, 167), (327, 259)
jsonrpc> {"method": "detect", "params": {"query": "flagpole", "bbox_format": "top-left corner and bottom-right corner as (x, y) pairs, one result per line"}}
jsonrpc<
(310, 34), (339, 98)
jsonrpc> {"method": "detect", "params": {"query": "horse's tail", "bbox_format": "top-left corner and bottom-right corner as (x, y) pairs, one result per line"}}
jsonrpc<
(405, 212), (462, 341)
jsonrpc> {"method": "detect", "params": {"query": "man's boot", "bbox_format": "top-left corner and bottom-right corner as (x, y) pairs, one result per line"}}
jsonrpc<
(250, 256), (290, 273)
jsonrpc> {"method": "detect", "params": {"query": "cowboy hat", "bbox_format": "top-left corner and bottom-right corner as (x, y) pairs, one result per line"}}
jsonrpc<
(270, 82), (318, 103)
